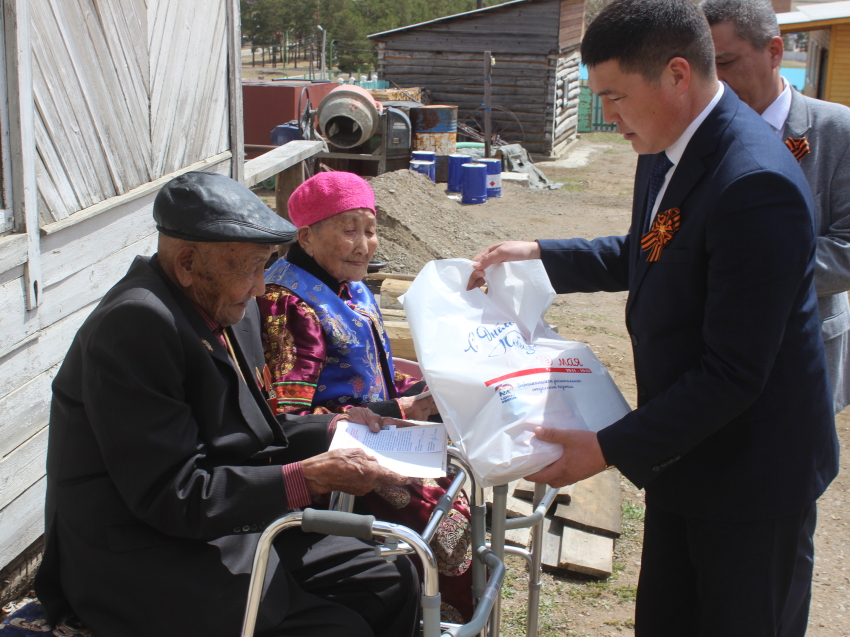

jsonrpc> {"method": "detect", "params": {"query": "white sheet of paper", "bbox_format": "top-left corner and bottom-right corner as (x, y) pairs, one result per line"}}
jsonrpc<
(344, 423), (445, 453)
(330, 422), (447, 479)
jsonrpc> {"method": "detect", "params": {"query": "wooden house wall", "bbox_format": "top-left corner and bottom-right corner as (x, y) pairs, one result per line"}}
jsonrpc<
(553, 49), (581, 156)
(0, 0), (237, 572)
(373, 0), (583, 157)
(33, 0), (230, 226)
(826, 24), (850, 107)
(558, 0), (584, 50)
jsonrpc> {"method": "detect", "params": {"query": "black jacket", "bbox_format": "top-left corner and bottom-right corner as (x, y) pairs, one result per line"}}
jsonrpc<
(35, 255), (332, 636)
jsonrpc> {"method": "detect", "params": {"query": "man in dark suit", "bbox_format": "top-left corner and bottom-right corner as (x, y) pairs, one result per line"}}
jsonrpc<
(701, 1), (850, 634)
(34, 172), (419, 637)
(469, 0), (839, 634)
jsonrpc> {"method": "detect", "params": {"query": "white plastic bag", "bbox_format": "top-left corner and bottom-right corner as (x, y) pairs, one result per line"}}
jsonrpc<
(400, 259), (631, 488)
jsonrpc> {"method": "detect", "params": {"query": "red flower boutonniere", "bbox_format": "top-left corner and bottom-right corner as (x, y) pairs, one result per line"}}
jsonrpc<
(641, 208), (681, 262)
(785, 137), (811, 162)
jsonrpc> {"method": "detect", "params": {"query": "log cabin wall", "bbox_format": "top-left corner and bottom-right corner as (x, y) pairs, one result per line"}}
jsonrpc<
(0, 0), (242, 575)
(372, 0), (585, 158)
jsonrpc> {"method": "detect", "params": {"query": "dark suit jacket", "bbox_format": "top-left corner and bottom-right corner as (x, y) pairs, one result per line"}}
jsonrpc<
(538, 87), (839, 522)
(35, 255), (333, 637)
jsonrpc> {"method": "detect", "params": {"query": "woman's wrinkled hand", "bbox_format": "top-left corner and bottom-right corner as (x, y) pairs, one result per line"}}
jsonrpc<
(398, 395), (439, 421)
(339, 406), (393, 433)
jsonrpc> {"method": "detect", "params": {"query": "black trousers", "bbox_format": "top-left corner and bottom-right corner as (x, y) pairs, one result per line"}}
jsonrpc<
(255, 529), (420, 637)
(779, 504), (818, 637)
(635, 503), (813, 637)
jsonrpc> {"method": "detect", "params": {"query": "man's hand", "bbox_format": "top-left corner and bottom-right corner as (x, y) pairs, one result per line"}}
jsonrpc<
(398, 395), (438, 421)
(524, 428), (609, 488)
(467, 241), (542, 290)
(301, 449), (410, 496)
(339, 406), (392, 433)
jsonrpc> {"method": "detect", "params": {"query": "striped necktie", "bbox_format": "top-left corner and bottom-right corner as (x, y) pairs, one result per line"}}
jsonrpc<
(643, 152), (674, 233)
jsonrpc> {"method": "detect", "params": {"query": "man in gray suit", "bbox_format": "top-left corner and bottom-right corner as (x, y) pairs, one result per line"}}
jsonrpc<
(702, 0), (850, 634)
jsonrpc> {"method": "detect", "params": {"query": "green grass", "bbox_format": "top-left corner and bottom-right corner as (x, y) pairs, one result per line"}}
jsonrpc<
(622, 501), (645, 521)
(613, 585), (638, 603)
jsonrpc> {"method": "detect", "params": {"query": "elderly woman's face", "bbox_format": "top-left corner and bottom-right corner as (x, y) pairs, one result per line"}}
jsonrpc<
(300, 208), (378, 282)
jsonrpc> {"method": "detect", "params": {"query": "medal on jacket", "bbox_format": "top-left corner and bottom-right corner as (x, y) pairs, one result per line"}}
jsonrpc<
(641, 208), (681, 262)
(785, 137), (810, 162)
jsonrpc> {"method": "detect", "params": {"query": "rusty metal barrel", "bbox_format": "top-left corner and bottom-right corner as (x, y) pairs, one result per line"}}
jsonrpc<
(409, 105), (457, 182)
(315, 85), (383, 149)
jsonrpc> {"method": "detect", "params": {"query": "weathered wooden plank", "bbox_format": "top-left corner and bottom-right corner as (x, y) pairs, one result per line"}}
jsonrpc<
(0, 428), (47, 510)
(39, 233), (157, 328)
(0, 234), (27, 274)
(380, 278), (411, 311)
(383, 50), (552, 64)
(557, 525), (614, 578)
(0, 300), (96, 402)
(41, 193), (157, 287)
(227, 0), (244, 184)
(384, 321), (417, 362)
(540, 514), (564, 570)
(40, 150), (231, 236)
(0, 364), (58, 458)
(243, 141), (325, 188)
(553, 469), (622, 538)
(5, 0), (43, 309)
(512, 479), (572, 504)
(0, 276), (39, 359)
(0, 477), (45, 570)
(150, 0), (229, 178)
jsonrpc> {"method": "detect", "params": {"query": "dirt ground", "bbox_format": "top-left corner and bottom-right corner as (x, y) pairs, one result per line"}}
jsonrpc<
(254, 134), (849, 635)
(463, 133), (850, 637)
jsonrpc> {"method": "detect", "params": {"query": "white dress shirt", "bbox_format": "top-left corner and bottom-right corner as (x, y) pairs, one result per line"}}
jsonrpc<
(650, 83), (726, 225)
(760, 76), (792, 139)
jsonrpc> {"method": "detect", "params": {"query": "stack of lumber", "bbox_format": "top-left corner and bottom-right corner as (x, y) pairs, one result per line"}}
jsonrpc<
(371, 275), (417, 361)
(486, 471), (621, 579)
(369, 87), (422, 102)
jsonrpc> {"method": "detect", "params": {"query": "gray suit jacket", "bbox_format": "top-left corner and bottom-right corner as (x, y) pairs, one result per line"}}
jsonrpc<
(784, 90), (850, 413)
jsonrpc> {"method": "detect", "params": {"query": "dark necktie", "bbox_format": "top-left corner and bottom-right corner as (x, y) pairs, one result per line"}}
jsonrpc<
(643, 152), (674, 233)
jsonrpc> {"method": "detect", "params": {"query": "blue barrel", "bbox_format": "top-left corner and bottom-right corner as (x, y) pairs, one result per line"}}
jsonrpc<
(461, 163), (487, 205)
(479, 158), (502, 198)
(447, 154), (467, 193)
(412, 150), (436, 163)
(410, 160), (435, 182)
(270, 123), (302, 146)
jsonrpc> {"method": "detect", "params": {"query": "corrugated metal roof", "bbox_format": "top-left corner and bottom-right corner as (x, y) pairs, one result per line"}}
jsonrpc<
(778, 0), (850, 26)
(368, 0), (532, 39)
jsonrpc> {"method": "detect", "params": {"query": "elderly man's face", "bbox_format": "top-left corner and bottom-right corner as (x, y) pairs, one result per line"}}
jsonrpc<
(710, 22), (783, 115)
(589, 59), (687, 155)
(190, 242), (275, 326)
(301, 209), (378, 282)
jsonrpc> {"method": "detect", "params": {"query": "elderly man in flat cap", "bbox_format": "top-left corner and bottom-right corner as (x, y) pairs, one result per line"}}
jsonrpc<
(33, 172), (420, 637)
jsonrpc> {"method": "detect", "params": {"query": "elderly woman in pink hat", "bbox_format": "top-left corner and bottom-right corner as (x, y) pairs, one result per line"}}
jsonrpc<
(258, 171), (473, 622)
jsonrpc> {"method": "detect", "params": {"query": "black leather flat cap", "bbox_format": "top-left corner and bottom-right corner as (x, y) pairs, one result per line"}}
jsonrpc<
(153, 171), (296, 244)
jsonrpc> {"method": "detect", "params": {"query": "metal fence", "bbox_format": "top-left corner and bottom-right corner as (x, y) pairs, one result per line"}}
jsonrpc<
(577, 84), (617, 133)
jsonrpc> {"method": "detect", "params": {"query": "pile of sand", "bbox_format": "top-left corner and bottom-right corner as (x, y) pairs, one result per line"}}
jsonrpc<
(369, 170), (508, 275)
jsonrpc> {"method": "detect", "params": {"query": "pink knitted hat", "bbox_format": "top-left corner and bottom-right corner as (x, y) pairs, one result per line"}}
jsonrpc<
(287, 172), (376, 228)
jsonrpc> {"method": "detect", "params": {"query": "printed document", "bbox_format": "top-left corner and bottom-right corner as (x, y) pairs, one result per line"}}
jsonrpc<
(330, 421), (447, 478)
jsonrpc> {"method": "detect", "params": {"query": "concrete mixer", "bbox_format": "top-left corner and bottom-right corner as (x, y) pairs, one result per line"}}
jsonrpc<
(311, 85), (412, 176)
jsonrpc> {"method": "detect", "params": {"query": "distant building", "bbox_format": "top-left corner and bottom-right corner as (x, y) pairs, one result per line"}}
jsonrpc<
(369, 0), (586, 158)
(779, 1), (850, 105)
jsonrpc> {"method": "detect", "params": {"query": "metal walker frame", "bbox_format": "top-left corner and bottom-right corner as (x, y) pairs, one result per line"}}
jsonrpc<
(240, 447), (559, 637)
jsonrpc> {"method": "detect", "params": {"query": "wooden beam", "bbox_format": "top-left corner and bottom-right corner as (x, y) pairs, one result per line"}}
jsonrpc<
(553, 469), (622, 538)
(243, 141), (325, 188)
(0, 234), (27, 274)
(226, 0), (244, 184)
(4, 0), (41, 309)
(274, 162), (304, 223)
